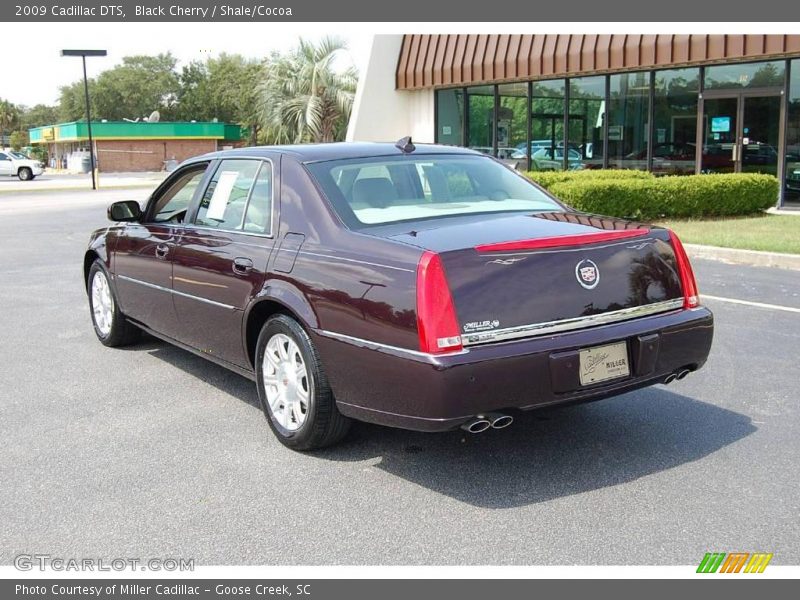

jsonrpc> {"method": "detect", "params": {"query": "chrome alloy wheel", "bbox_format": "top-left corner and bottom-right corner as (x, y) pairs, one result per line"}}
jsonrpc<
(91, 270), (114, 336)
(263, 333), (310, 431)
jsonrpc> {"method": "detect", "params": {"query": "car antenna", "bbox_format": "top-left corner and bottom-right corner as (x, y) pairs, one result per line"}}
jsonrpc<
(395, 136), (416, 154)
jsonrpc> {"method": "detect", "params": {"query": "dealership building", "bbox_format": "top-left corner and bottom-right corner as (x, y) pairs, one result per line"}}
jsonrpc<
(28, 120), (243, 172)
(348, 34), (800, 208)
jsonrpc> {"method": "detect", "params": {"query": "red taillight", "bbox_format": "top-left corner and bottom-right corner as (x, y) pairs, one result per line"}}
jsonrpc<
(668, 230), (699, 309)
(475, 229), (650, 253)
(416, 251), (463, 354)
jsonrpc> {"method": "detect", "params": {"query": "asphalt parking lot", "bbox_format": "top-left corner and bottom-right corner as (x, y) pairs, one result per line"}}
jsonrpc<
(1, 187), (798, 566)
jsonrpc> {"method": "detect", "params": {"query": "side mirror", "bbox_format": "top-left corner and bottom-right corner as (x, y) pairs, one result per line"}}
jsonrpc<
(108, 200), (142, 222)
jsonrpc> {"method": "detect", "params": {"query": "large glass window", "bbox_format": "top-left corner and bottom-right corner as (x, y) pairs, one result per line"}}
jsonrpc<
(307, 155), (562, 228)
(607, 72), (651, 170)
(497, 83), (528, 168)
(466, 85), (495, 155)
(704, 61), (785, 90)
(786, 60), (800, 207)
(195, 159), (270, 232)
(652, 68), (700, 175)
(436, 88), (464, 146)
(529, 79), (567, 171)
(568, 76), (605, 170)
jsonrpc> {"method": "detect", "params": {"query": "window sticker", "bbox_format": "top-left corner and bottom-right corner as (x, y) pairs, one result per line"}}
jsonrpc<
(206, 171), (239, 221)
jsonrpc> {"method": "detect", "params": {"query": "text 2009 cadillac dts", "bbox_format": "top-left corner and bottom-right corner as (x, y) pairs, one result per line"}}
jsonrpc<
(84, 140), (713, 450)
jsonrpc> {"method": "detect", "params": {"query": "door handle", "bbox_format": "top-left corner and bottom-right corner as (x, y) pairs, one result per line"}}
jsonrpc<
(155, 244), (169, 259)
(232, 257), (253, 275)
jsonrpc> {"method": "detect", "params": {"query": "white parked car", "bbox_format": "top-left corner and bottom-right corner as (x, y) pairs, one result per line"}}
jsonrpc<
(0, 150), (44, 181)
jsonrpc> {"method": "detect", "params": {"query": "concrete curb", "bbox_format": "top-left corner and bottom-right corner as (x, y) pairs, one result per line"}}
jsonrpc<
(685, 243), (800, 271)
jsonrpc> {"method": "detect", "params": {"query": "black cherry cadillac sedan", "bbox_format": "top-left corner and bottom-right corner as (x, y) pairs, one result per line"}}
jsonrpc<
(84, 141), (713, 450)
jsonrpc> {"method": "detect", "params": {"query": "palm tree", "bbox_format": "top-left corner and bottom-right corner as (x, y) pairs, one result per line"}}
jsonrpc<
(258, 37), (358, 144)
(0, 99), (20, 149)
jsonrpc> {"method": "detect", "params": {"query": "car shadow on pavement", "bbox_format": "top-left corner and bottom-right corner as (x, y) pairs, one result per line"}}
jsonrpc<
(144, 338), (262, 410)
(143, 337), (755, 509)
(315, 389), (755, 509)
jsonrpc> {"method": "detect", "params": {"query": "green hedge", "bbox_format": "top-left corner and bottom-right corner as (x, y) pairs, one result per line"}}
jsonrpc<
(525, 170), (779, 219)
(526, 169), (654, 189)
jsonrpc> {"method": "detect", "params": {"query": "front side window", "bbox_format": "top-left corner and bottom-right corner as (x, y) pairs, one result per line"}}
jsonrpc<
(149, 164), (208, 223)
(195, 159), (272, 233)
(307, 154), (562, 227)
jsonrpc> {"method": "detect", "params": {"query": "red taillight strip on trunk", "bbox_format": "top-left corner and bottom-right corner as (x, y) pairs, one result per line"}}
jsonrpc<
(475, 229), (651, 253)
(416, 250), (463, 354)
(668, 229), (700, 309)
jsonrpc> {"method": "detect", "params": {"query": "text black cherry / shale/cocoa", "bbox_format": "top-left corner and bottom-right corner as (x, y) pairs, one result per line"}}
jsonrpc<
(135, 5), (294, 17)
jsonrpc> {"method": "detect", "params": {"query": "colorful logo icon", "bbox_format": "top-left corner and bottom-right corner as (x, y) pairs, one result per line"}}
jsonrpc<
(697, 552), (773, 573)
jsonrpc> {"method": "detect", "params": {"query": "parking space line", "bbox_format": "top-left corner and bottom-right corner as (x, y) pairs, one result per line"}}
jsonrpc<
(702, 294), (800, 314)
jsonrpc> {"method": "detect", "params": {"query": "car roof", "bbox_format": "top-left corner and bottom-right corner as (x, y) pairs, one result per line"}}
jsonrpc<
(194, 142), (482, 164)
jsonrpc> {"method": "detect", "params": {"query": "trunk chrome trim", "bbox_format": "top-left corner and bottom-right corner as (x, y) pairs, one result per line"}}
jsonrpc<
(116, 274), (237, 310)
(318, 299), (685, 357)
(461, 298), (685, 346)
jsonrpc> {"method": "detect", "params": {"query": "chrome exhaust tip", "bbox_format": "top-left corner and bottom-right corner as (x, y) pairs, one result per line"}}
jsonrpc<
(676, 368), (691, 380)
(461, 417), (492, 434)
(486, 413), (514, 429)
(663, 373), (677, 384)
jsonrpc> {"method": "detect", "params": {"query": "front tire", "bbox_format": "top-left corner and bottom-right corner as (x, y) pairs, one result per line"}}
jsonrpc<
(255, 314), (351, 450)
(18, 167), (33, 181)
(87, 260), (140, 347)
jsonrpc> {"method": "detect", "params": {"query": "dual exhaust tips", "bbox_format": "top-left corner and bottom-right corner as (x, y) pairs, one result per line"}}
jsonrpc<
(664, 368), (692, 385)
(464, 368), (693, 432)
(461, 412), (514, 434)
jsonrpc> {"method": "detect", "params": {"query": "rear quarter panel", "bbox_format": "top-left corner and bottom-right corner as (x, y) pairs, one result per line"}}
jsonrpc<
(262, 157), (423, 350)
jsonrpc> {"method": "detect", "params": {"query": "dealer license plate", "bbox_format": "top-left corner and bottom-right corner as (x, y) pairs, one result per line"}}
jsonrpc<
(579, 341), (630, 386)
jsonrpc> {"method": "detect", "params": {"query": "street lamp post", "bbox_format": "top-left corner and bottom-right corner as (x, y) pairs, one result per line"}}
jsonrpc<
(60, 49), (107, 190)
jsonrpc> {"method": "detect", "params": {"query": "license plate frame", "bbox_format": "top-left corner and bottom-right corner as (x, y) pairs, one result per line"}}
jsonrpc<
(578, 341), (630, 386)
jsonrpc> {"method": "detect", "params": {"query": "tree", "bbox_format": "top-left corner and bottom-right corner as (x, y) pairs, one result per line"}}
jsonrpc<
(0, 99), (21, 147)
(258, 37), (357, 143)
(58, 54), (180, 122)
(92, 53), (180, 120)
(9, 131), (28, 151)
(58, 79), (97, 122)
(175, 60), (211, 121)
(19, 104), (60, 129)
(206, 54), (263, 146)
(175, 54), (264, 145)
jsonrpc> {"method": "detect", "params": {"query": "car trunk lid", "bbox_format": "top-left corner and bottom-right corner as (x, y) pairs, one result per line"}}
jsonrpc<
(383, 212), (685, 346)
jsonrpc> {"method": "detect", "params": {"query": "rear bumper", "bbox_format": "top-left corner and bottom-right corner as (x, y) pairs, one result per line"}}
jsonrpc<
(313, 306), (713, 432)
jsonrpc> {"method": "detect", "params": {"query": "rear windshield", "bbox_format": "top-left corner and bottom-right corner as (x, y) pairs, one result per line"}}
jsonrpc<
(306, 154), (562, 227)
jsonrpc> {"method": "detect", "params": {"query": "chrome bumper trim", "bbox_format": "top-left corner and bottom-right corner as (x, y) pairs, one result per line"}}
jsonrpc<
(461, 298), (685, 346)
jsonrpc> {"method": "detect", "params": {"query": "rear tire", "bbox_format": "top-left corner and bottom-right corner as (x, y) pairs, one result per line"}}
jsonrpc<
(18, 167), (33, 181)
(255, 314), (351, 450)
(88, 260), (140, 347)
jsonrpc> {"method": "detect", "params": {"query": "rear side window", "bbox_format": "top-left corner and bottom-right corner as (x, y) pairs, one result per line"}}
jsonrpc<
(195, 159), (272, 233)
